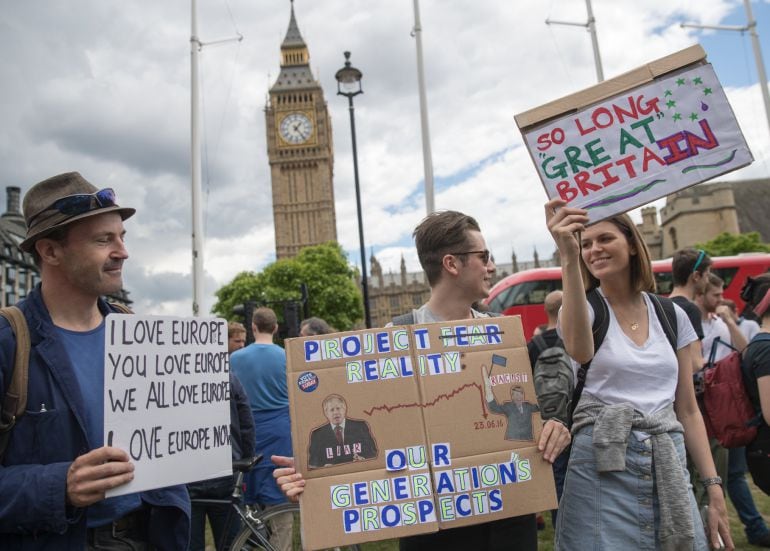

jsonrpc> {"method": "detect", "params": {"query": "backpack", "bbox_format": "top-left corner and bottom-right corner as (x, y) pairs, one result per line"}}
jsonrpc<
(570, 289), (678, 421)
(0, 307), (30, 462)
(701, 336), (763, 448)
(531, 334), (573, 424)
(0, 301), (132, 461)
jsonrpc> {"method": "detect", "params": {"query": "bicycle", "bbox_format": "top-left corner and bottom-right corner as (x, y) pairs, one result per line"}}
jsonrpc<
(190, 455), (361, 551)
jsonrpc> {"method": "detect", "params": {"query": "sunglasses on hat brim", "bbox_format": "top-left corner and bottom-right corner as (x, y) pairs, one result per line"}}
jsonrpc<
(27, 188), (116, 227)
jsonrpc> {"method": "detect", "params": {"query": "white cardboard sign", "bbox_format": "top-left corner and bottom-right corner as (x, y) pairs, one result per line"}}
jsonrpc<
(521, 63), (752, 221)
(104, 315), (232, 497)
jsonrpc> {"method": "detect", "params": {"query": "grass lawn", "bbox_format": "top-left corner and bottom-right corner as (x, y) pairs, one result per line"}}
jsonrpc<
(207, 480), (769, 550)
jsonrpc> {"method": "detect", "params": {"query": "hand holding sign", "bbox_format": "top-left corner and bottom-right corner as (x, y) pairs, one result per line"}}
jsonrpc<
(66, 447), (134, 507)
(272, 455), (306, 502)
(538, 420), (571, 464)
(545, 198), (588, 262)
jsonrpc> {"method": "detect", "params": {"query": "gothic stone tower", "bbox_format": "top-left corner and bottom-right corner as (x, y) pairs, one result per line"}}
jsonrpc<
(266, 3), (337, 259)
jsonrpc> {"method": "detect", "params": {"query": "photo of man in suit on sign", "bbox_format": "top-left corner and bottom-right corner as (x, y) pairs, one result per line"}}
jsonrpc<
(308, 393), (377, 469)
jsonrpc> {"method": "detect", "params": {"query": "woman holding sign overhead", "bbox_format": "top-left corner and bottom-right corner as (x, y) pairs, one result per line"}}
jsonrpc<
(545, 197), (732, 550)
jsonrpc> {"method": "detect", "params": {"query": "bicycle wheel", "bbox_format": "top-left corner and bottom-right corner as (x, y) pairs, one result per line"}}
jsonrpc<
(229, 502), (361, 551)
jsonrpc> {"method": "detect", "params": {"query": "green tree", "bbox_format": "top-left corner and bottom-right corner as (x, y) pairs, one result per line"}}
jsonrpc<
(695, 231), (770, 257)
(212, 242), (364, 331)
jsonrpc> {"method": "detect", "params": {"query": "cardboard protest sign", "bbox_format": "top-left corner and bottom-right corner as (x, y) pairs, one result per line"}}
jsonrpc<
(287, 316), (556, 549)
(515, 45), (753, 222)
(104, 315), (232, 497)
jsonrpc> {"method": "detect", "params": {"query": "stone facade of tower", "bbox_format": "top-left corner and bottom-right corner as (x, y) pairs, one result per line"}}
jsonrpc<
(659, 182), (739, 256)
(266, 5), (336, 259)
(635, 179), (770, 259)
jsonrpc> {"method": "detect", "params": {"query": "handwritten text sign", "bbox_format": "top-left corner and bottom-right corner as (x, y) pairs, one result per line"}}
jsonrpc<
(104, 315), (231, 497)
(287, 316), (556, 549)
(522, 63), (752, 221)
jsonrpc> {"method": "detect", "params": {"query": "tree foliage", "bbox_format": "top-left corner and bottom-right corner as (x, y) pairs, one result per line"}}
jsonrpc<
(212, 242), (364, 331)
(695, 232), (770, 257)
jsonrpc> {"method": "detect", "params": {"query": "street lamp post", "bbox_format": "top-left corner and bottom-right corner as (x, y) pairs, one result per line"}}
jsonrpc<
(335, 51), (371, 328)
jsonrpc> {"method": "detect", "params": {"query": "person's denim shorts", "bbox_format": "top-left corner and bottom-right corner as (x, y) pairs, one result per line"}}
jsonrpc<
(555, 425), (708, 550)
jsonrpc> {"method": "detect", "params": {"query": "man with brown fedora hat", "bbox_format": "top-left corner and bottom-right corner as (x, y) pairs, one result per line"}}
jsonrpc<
(0, 172), (190, 549)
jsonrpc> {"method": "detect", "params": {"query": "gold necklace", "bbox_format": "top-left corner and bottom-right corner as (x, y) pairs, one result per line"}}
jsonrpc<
(607, 296), (643, 331)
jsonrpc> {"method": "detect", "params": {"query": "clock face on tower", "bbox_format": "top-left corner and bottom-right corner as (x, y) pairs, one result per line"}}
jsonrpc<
(278, 112), (314, 145)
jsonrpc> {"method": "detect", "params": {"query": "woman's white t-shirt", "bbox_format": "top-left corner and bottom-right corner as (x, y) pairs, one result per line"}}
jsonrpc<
(559, 290), (698, 415)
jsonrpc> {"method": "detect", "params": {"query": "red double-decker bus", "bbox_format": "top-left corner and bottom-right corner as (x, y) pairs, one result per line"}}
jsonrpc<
(484, 254), (770, 340)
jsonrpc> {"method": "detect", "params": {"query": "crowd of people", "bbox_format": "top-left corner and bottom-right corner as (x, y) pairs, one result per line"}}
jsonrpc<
(0, 172), (768, 550)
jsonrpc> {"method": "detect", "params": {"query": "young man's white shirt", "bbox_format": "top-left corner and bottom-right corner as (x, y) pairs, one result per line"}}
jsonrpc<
(738, 317), (760, 342)
(701, 315), (732, 362)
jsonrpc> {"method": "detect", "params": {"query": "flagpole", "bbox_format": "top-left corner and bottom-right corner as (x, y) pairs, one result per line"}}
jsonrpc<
(681, 0), (770, 140)
(189, 0), (242, 316)
(546, 0), (605, 83)
(412, 0), (436, 214)
(191, 0), (204, 316)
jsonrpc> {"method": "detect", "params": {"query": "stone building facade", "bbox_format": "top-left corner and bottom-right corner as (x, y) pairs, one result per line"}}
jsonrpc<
(0, 187), (39, 306)
(636, 178), (770, 260)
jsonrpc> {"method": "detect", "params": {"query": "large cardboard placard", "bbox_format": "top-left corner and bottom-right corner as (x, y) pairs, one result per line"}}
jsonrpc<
(515, 45), (753, 222)
(104, 315), (232, 497)
(287, 316), (556, 549)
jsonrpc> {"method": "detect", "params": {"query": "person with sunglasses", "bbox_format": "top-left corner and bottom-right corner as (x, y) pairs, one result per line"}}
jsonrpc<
(272, 210), (571, 551)
(545, 198), (732, 550)
(0, 172), (190, 549)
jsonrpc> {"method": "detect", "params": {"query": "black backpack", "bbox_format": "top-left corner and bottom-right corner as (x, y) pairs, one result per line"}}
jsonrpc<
(531, 334), (573, 424)
(569, 289), (678, 421)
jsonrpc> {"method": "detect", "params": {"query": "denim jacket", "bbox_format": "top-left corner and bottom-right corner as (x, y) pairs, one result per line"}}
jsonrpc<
(0, 285), (190, 550)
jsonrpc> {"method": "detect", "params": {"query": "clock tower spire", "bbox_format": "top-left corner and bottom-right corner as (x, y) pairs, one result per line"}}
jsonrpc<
(266, 1), (337, 259)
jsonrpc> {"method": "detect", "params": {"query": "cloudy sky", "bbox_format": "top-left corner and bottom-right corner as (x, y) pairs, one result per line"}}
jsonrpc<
(2, 0), (769, 316)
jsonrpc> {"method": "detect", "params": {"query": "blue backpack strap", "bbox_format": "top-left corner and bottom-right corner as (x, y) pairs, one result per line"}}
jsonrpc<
(569, 288), (609, 421)
(649, 293), (677, 352)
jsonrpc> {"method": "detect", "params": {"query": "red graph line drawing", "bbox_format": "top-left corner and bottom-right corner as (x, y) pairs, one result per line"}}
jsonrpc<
(363, 381), (488, 418)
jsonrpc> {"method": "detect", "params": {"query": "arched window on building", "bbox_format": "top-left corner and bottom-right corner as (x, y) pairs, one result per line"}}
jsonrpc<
(669, 227), (678, 251)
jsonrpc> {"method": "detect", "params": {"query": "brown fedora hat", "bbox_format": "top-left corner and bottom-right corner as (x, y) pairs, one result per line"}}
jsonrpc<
(20, 172), (135, 253)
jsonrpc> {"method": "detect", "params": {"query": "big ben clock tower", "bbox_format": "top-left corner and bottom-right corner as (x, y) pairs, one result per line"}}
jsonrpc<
(266, 2), (337, 259)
